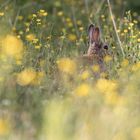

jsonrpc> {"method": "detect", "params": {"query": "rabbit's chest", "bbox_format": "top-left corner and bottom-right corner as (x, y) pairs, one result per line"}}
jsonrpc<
(88, 47), (105, 61)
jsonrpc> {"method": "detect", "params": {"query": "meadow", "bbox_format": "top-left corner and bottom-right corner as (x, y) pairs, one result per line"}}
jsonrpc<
(0, 0), (140, 140)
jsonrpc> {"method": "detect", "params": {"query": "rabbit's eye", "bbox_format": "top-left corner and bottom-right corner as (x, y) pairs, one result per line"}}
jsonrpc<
(104, 45), (108, 50)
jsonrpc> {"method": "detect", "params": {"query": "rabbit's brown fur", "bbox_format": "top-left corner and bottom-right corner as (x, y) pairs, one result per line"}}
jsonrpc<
(78, 24), (109, 77)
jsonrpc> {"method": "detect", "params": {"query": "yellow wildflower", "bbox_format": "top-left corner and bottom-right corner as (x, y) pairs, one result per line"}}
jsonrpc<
(39, 9), (48, 16)
(66, 18), (71, 22)
(39, 9), (45, 13)
(68, 34), (77, 42)
(17, 68), (37, 86)
(101, 15), (105, 18)
(92, 64), (100, 72)
(104, 55), (112, 63)
(68, 22), (73, 27)
(132, 35), (136, 39)
(133, 20), (138, 24)
(80, 70), (90, 80)
(32, 14), (37, 18)
(17, 16), (23, 20)
(129, 22), (134, 27)
(117, 29), (120, 33)
(57, 11), (63, 16)
(76, 20), (82, 25)
(16, 60), (22, 65)
(57, 58), (76, 75)
(0, 118), (10, 136)
(0, 12), (4, 16)
(96, 78), (118, 94)
(79, 27), (84, 31)
(31, 71), (46, 85)
(121, 33), (125, 36)
(131, 62), (140, 72)
(26, 28), (30, 32)
(42, 12), (48, 16)
(36, 19), (41, 22)
(75, 83), (91, 97)
(26, 34), (36, 41)
(2, 35), (23, 57)
(35, 45), (41, 49)
(124, 29), (128, 33)
(121, 59), (129, 67)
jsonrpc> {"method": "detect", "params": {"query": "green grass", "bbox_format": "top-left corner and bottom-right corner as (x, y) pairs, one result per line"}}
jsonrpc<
(0, 0), (140, 139)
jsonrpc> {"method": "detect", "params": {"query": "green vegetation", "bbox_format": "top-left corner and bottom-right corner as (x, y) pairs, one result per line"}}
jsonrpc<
(0, 0), (140, 139)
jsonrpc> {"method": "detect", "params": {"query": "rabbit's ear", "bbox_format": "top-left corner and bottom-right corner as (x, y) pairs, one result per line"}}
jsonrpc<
(88, 24), (95, 41)
(93, 27), (100, 42)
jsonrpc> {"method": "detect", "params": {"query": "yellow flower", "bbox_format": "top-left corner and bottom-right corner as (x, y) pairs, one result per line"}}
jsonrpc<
(2, 35), (23, 57)
(68, 22), (73, 27)
(16, 60), (22, 65)
(36, 19), (41, 22)
(96, 79), (118, 94)
(129, 22), (134, 27)
(76, 20), (82, 25)
(0, 118), (10, 136)
(104, 55), (112, 63)
(17, 68), (37, 86)
(57, 58), (76, 75)
(80, 70), (90, 80)
(0, 12), (4, 16)
(131, 127), (140, 140)
(96, 79), (119, 105)
(26, 34), (36, 41)
(124, 29), (128, 33)
(131, 62), (140, 72)
(79, 27), (84, 31)
(32, 14), (37, 18)
(42, 12), (48, 16)
(35, 45), (41, 49)
(117, 29), (120, 33)
(101, 15), (105, 18)
(75, 83), (91, 97)
(121, 59), (129, 67)
(57, 11), (63, 16)
(92, 64), (100, 72)
(31, 71), (46, 85)
(39, 9), (48, 16)
(17, 16), (23, 20)
(66, 18), (71, 22)
(68, 34), (77, 42)
(39, 9), (45, 13)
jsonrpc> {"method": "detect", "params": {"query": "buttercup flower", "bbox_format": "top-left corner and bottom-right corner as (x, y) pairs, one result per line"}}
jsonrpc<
(75, 83), (91, 97)
(17, 68), (37, 86)
(57, 58), (76, 75)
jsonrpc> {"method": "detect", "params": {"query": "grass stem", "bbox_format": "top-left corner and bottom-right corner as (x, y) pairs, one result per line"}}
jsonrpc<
(107, 0), (125, 58)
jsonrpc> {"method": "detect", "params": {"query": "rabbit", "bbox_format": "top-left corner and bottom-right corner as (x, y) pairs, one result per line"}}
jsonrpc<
(78, 24), (109, 77)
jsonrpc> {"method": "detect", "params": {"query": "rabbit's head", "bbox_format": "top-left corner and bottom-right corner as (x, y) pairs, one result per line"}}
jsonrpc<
(87, 24), (108, 59)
